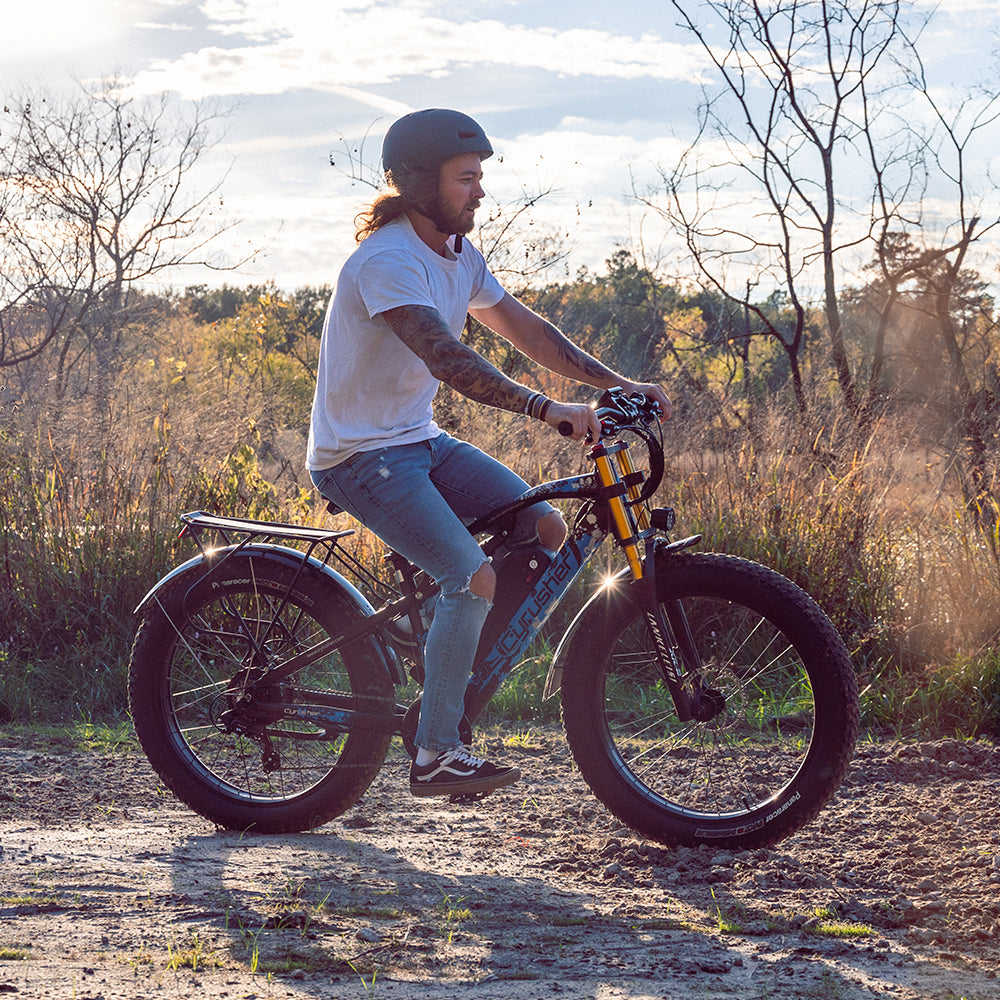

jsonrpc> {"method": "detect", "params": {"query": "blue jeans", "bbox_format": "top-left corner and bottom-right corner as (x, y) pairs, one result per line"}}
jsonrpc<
(310, 433), (553, 752)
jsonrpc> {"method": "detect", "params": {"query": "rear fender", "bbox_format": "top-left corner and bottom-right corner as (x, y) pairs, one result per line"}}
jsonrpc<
(135, 544), (404, 685)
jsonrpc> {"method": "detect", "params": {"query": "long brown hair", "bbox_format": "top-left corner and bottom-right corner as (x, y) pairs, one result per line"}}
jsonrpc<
(354, 193), (409, 243)
(354, 167), (437, 243)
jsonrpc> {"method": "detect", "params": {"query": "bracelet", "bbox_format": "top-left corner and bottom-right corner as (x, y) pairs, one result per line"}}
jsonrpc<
(523, 391), (552, 421)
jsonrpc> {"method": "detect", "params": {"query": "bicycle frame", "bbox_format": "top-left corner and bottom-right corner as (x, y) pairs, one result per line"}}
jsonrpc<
(137, 395), (707, 738)
(462, 499), (606, 723)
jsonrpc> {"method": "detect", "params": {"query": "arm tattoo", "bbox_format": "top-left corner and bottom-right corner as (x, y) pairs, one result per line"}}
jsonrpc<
(382, 304), (529, 412)
(539, 319), (619, 382)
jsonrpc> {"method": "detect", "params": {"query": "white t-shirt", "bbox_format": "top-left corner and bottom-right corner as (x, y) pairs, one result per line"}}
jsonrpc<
(306, 215), (505, 471)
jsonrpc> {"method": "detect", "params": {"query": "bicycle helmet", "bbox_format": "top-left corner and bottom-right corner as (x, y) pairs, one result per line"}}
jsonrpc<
(381, 109), (493, 248)
(382, 109), (493, 177)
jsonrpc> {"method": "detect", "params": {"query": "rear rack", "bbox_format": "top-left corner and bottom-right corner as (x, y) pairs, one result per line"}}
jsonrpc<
(177, 510), (400, 609)
(179, 510), (354, 545)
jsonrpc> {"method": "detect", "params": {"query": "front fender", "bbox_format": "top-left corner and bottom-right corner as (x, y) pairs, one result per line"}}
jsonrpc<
(542, 566), (635, 700)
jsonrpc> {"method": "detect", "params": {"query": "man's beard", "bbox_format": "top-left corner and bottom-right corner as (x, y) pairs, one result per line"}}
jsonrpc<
(442, 201), (479, 236)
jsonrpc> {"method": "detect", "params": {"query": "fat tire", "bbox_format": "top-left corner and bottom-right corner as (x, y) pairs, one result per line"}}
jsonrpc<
(128, 555), (394, 833)
(561, 551), (858, 849)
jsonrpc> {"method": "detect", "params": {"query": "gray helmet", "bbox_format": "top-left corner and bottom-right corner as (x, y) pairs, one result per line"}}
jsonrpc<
(382, 109), (493, 177)
(381, 109), (493, 247)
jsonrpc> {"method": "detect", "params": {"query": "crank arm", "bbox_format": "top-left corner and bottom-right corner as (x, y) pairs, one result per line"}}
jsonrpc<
(250, 701), (404, 737)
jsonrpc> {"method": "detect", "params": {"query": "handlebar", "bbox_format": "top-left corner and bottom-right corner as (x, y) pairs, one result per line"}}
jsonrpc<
(560, 387), (665, 501)
(594, 388), (663, 436)
(557, 387), (663, 440)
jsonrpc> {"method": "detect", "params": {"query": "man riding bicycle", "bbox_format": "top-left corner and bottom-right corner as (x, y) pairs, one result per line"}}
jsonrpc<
(307, 108), (671, 799)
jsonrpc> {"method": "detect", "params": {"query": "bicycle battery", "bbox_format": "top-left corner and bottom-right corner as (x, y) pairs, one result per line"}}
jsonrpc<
(473, 544), (551, 666)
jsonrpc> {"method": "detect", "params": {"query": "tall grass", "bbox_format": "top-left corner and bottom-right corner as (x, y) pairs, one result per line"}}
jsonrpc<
(0, 423), (289, 721)
(1, 354), (999, 737)
(665, 409), (1000, 736)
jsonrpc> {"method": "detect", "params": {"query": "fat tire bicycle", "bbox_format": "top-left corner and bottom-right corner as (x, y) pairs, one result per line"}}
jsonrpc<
(128, 388), (859, 849)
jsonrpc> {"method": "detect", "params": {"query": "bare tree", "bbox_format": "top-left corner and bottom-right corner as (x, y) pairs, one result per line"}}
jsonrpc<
(655, 0), (925, 428)
(0, 78), (240, 396)
(905, 71), (1000, 514)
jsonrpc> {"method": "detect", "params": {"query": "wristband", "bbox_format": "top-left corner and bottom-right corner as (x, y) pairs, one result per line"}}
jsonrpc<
(523, 391), (552, 421)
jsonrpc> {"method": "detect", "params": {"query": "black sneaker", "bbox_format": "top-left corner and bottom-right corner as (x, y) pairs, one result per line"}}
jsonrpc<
(409, 747), (521, 798)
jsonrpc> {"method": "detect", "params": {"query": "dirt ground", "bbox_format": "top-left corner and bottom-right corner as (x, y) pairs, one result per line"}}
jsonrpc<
(0, 726), (998, 1000)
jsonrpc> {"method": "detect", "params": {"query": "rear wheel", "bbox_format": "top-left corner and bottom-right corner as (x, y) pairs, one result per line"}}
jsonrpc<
(561, 551), (858, 849)
(129, 555), (394, 832)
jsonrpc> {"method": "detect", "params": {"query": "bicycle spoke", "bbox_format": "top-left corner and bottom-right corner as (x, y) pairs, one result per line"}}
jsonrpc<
(602, 595), (816, 817)
(161, 581), (362, 802)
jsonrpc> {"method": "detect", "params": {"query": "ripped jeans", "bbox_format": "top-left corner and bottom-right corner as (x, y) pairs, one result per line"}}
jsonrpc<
(310, 433), (553, 752)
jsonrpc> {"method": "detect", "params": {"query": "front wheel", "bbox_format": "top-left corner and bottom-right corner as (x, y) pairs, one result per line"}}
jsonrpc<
(560, 551), (858, 849)
(128, 553), (395, 833)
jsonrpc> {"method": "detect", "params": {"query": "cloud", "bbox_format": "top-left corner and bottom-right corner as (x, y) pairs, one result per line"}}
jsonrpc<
(136, 21), (197, 32)
(8, 0), (135, 57)
(111, 0), (1000, 291)
(128, 0), (707, 100)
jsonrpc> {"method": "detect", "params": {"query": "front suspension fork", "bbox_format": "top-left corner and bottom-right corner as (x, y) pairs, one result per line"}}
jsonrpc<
(638, 539), (727, 724)
(639, 537), (695, 721)
(593, 437), (724, 724)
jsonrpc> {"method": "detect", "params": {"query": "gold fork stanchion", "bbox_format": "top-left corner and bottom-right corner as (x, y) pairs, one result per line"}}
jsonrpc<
(591, 440), (644, 580)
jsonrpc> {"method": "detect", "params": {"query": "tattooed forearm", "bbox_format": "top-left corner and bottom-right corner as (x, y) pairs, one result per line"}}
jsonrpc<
(538, 319), (620, 383)
(382, 304), (529, 412)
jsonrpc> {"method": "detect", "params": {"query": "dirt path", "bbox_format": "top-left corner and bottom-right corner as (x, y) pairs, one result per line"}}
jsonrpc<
(1, 727), (998, 1000)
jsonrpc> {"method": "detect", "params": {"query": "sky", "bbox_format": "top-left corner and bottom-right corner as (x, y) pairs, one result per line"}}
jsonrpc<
(5, 0), (1000, 293)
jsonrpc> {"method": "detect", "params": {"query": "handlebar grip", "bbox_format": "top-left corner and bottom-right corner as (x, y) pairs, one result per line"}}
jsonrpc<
(558, 421), (574, 437)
